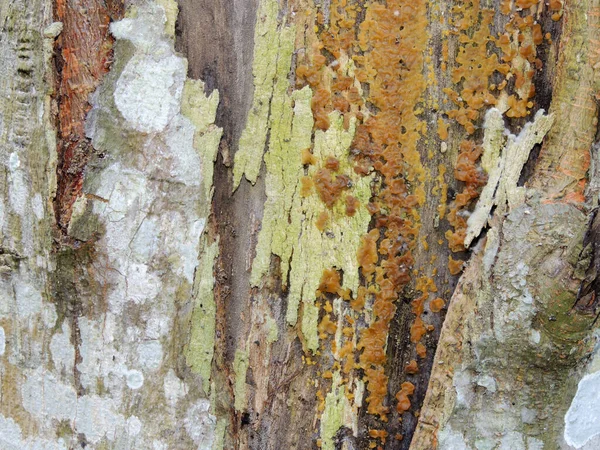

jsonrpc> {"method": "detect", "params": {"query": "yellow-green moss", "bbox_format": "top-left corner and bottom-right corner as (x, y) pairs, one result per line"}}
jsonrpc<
(181, 79), (222, 393)
(233, 348), (250, 412)
(321, 371), (353, 450)
(181, 78), (222, 218)
(250, 86), (372, 351)
(185, 239), (219, 393)
(212, 417), (228, 450)
(156, 0), (178, 37)
(232, 0), (290, 190)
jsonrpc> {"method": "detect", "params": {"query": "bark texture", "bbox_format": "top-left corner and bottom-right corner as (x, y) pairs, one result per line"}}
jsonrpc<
(0, 0), (599, 449)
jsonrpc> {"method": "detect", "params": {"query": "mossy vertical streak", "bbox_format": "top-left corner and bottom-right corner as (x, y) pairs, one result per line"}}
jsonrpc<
(232, 0), (289, 190)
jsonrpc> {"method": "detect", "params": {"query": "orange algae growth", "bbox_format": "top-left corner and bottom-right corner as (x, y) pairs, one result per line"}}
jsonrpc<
(364, 367), (391, 420)
(345, 195), (360, 217)
(430, 297), (445, 313)
(357, 230), (379, 278)
(437, 118), (449, 140)
(348, 0), (429, 421)
(396, 382), (416, 414)
(324, 156), (340, 171)
(302, 148), (317, 165)
(300, 176), (313, 197)
(319, 269), (342, 295)
(405, 360), (419, 374)
(368, 429), (389, 442)
(446, 140), (486, 252)
(416, 342), (427, 358)
(444, 5), (509, 134)
(318, 314), (337, 338)
(448, 256), (464, 275)
(410, 317), (427, 344)
(316, 211), (329, 232)
(313, 168), (351, 208)
(515, 0), (537, 8)
(296, 0), (364, 132)
(351, 286), (367, 311)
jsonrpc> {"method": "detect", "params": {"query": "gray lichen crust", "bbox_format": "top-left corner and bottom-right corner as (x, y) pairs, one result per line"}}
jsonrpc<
(0, 2), (223, 448)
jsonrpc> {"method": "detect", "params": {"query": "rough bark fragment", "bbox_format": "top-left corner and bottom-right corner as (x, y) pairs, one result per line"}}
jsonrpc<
(53, 0), (124, 231)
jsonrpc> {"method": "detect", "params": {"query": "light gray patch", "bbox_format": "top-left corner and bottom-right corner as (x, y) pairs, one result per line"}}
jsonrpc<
(50, 322), (75, 375)
(564, 371), (600, 448)
(184, 399), (216, 450)
(21, 368), (77, 422)
(75, 395), (125, 444)
(521, 407), (537, 425)
(77, 317), (128, 392)
(114, 53), (185, 133)
(31, 193), (44, 220)
(127, 416), (142, 436)
(14, 278), (42, 319)
(41, 302), (58, 328)
(0, 326), (5, 356)
(439, 424), (469, 450)
(476, 375), (497, 393)
(126, 369), (144, 389)
(153, 441), (168, 450)
(164, 369), (187, 407)
(130, 216), (160, 261)
(137, 340), (163, 371)
(527, 436), (544, 450)
(0, 414), (22, 449)
(163, 115), (202, 186)
(499, 432), (525, 450)
(453, 370), (475, 408)
(8, 166), (28, 218)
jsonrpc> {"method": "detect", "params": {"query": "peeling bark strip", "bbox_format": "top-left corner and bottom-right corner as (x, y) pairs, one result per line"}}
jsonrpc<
(53, 0), (124, 231)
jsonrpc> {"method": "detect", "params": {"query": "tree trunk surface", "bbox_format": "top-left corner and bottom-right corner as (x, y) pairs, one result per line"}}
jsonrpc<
(0, 0), (599, 449)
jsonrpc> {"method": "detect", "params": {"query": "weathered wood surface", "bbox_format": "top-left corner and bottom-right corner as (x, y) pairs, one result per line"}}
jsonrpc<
(1, 0), (599, 449)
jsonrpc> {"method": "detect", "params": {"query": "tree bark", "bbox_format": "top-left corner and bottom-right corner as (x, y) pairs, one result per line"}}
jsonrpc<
(0, 0), (598, 449)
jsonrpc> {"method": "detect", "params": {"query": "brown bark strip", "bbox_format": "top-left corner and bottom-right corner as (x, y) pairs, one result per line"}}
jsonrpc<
(529, 0), (600, 203)
(53, 0), (124, 232)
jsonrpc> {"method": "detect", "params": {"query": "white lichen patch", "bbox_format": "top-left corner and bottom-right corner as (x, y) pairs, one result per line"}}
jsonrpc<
(184, 399), (217, 450)
(0, 326), (4, 356)
(164, 369), (188, 407)
(50, 321), (75, 375)
(75, 395), (125, 445)
(127, 415), (143, 437)
(565, 371), (600, 448)
(0, 414), (68, 450)
(137, 340), (163, 371)
(2, 4), (226, 447)
(111, 6), (186, 133)
(126, 369), (144, 389)
(465, 108), (554, 247)
(14, 276), (42, 319)
(21, 367), (78, 422)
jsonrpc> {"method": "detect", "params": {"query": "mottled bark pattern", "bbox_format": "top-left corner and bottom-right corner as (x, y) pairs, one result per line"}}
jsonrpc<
(1, 0), (599, 449)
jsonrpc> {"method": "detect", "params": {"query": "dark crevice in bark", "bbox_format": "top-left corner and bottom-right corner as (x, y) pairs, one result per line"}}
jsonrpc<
(175, 0), (264, 445)
(575, 208), (600, 316)
(519, 9), (565, 188)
